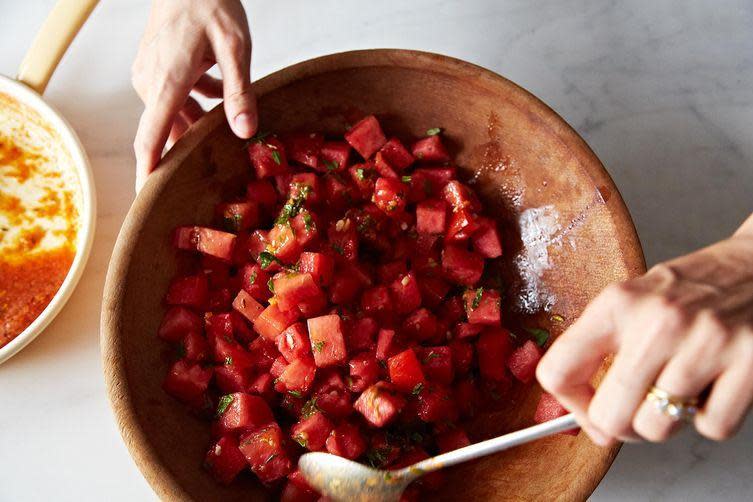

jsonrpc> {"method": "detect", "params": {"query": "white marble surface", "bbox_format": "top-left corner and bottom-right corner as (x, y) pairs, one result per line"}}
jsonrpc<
(1, 1), (752, 500)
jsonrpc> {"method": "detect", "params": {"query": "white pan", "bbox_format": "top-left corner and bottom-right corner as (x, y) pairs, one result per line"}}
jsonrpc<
(0, 0), (98, 364)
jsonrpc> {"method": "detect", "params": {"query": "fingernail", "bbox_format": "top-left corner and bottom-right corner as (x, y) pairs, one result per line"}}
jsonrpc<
(233, 112), (255, 138)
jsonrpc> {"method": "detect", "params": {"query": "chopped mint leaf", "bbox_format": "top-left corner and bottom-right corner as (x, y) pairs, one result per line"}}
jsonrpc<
(472, 287), (484, 309)
(288, 390), (303, 399)
(249, 270), (258, 285)
(258, 251), (280, 270)
(301, 398), (319, 419)
(267, 278), (275, 293)
(216, 395), (234, 417)
(271, 150), (282, 165)
(324, 159), (339, 171)
(312, 340), (326, 352)
(426, 127), (442, 136)
(331, 243), (344, 255)
(411, 382), (424, 395)
(526, 327), (550, 347)
(354, 168), (366, 181)
(401, 175), (412, 183)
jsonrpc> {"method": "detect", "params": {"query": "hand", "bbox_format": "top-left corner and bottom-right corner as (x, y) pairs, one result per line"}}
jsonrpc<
(131, 0), (257, 191)
(537, 214), (753, 445)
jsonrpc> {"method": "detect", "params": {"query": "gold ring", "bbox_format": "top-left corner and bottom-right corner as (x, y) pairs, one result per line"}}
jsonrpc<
(646, 386), (699, 422)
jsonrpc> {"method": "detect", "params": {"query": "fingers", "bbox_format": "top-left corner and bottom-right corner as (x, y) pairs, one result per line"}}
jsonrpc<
(180, 96), (205, 125)
(695, 332), (753, 440)
(166, 115), (189, 152)
(207, 21), (257, 138)
(537, 289), (619, 444)
(193, 73), (223, 99)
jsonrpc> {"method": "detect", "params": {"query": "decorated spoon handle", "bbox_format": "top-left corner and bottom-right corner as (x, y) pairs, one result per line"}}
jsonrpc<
(407, 414), (578, 475)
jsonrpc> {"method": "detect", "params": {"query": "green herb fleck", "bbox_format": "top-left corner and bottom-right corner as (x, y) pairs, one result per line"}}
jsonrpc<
(324, 159), (339, 171)
(426, 127), (442, 136)
(411, 382), (424, 395)
(249, 270), (258, 285)
(526, 327), (550, 347)
(301, 398), (319, 419)
(275, 184), (312, 225)
(293, 434), (308, 448)
(258, 251), (281, 270)
(224, 356), (233, 366)
(366, 448), (389, 468)
(472, 287), (484, 309)
(216, 395), (234, 417)
(312, 340), (326, 352)
(246, 130), (270, 146)
(401, 175), (412, 183)
(423, 352), (441, 363)
(302, 211), (314, 231)
(223, 213), (242, 232)
(378, 359), (387, 369)
(267, 278), (275, 293)
(355, 168), (366, 181)
(331, 243), (344, 255)
(288, 390), (304, 399)
(271, 150), (282, 165)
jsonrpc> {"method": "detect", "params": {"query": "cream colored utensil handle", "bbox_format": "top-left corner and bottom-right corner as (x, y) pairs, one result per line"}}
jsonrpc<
(16, 0), (99, 94)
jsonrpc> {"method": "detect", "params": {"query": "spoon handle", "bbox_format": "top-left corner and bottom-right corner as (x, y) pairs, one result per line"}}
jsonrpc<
(408, 414), (578, 475)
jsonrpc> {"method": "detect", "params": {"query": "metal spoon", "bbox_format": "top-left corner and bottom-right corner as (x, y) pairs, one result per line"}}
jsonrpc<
(298, 413), (577, 501)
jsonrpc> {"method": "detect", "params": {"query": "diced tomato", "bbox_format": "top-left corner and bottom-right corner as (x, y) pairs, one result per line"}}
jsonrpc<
(416, 199), (448, 235)
(507, 340), (542, 384)
(354, 381), (406, 427)
(246, 179), (278, 208)
(273, 272), (323, 313)
(254, 303), (298, 341)
(348, 352), (380, 392)
(326, 422), (367, 459)
(387, 349), (426, 393)
(463, 288), (501, 325)
(415, 383), (457, 423)
(282, 132), (324, 169)
(275, 357), (317, 395)
(534, 393), (578, 435)
(249, 136), (289, 178)
(441, 245), (484, 286)
(445, 209), (480, 242)
(232, 289), (264, 322)
(471, 217), (503, 258)
(291, 412), (334, 451)
(402, 308), (440, 342)
(216, 393), (274, 434)
(442, 180), (481, 212)
(276, 323), (312, 363)
(436, 428), (471, 453)
(307, 314), (347, 367)
(158, 306), (202, 342)
(181, 331), (209, 363)
(361, 285), (394, 319)
(239, 423), (293, 484)
(204, 436), (247, 485)
(415, 346), (454, 385)
(319, 141), (351, 172)
(449, 340), (474, 374)
(411, 135), (450, 163)
(379, 137), (415, 171)
(166, 274), (209, 310)
(376, 328), (399, 361)
(373, 176), (407, 215)
(477, 328), (514, 381)
(345, 115), (387, 159)
(162, 360), (212, 409)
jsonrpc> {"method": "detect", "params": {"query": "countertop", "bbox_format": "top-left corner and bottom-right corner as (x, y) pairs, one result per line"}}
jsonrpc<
(1, 1), (752, 500)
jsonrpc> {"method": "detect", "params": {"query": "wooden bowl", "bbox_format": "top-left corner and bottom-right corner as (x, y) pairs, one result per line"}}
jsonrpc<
(102, 50), (644, 501)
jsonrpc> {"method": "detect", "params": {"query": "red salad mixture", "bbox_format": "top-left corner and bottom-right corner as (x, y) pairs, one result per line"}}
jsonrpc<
(157, 115), (570, 500)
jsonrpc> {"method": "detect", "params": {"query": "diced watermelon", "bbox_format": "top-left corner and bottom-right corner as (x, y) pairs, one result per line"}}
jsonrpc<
(290, 211), (319, 248)
(239, 423), (293, 484)
(387, 349), (426, 393)
(415, 383), (457, 423)
(442, 180), (481, 212)
(376, 328), (399, 361)
(379, 137), (415, 171)
(214, 364), (253, 394)
(166, 274), (209, 310)
(534, 393), (578, 435)
(204, 436), (247, 485)
(346, 317), (378, 352)
(291, 412), (334, 451)
(411, 135), (450, 163)
(254, 304), (298, 341)
(361, 285), (394, 319)
(326, 422), (367, 460)
(455, 322), (483, 339)
(389, 272), (422, 315)
(273, 272), (323, 313)
(298, 251), (335, 286)
(307, 314), (347, 367)
(181, 331), (209, 363)
(276, 322), (312, 363)
(268, 224), (302, 264)
(454, 378), (481, 418)
(445, 209), (480, 242)
(416, 199), (448, 235)
(249, 372), (276, 402)
(507, 340), (542, 384)
(281, 480), (318, 502)
(348, 352), (380, 392)
(246, 179), (278, 208)
(417, 275), (450, 308)
(415, 346), (454, 385)
(471, 217), (503, 258)
(328, 218), (359, 261)
(449, 340), (474, 374)
(441, 245), (484, 286)
(312, 369), (353, 419)
(248, 136), (289, 178)
(436, 428), (471, 453)
(374, 151), (399, 179)
(354, 381), (406, 427)
(216, 393), (274, 434)
(232, 289), (264, 322)
(345, 115), (387, 159)
(463, 288), (501, 325)
(245, 230), (270, 262)
(323, 172), (354, 209)
(162, 360), (212, 409)
(408, 167), (456, 202)
(158, 306), (202, 342)
(319, 141), (351, 172)
(377, 260), (408, 283)
(477, 328), (513, 381)
(373, 176), (407, 215)
(275, 357), (317, 395)
(402, 308), (439, 342)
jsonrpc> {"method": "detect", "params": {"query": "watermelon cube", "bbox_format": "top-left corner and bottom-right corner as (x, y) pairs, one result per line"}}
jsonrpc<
(415, 346), (454, 385)
(379, 137), (415, 171)
(307, 314), (347, 367)
(319, 140), (351, 172)
(246, 179), (278, 208)
(415, 383), (458, 423)
(204, 436), (247, 485)
(254, 304), (298, 341)
(291, 412), (334, 451)
(298, 251), (335, 286)
(282, 132), (324, 169)
(373, 176), (407, 215)
(411, 134), (450, 163)
(376, 328), (399, 361)
(361, 285), (394, 319)
(275, 357), (317, 395)
(441, 244), (484, 286)
(534, 393), (578, 435)
(165, 274), (209, 310)
(326, 422), (367, 460)
(507, 340), (542, 384)
(216, 393), (274, 434)
(158, 306), (202, 342)
(416, 199), (448, 235)
(471, 216), (503, 258)
(248, 136), (289, 178)
(239, 423), (293, 484)
(477, 328), (513, 381)
(276, 322), (312, 363)
(162, 360), (212, 409)
(389, 272), (422, 315)
(463, 288), (501, 325)
(273, 273), (323, 313)
(354, 381), (406, 427)
(232, 289), (264, 322)
(348, 352), (380, 392)
(436, 428), (471, 453)
(387, 349), (426, 393)
(344, 115), (387, 159)
(402, 308), (439, 342)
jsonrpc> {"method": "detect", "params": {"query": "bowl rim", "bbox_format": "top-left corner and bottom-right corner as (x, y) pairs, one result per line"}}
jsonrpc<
(101, 48), (644, 500)
(0, 74), (96, 365)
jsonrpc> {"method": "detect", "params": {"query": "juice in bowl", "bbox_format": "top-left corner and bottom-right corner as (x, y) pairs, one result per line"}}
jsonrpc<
(0, 92), (81, 349)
